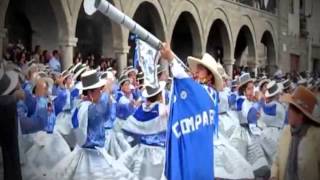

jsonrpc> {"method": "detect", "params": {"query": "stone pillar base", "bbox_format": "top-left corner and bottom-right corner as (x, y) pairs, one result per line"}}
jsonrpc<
(59, 37), (78, 70)
(114, 46), (130, 76)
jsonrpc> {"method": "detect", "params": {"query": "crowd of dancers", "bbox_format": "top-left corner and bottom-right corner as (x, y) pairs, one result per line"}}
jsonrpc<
(0, 42), (319, 180)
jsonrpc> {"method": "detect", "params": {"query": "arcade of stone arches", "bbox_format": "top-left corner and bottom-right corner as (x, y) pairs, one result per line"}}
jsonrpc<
(0, 0), (278, 77)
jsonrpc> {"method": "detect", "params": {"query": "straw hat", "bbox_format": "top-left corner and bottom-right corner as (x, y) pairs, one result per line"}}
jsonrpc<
(281, 86), (319, 124)
(79, 70), (106, 90)
(187, 53), (223, 91)
(238, 73), (254, 89)
(142, 81), (166, 98)
(216, 63), (231, 80)
(265, 81), (281, 98)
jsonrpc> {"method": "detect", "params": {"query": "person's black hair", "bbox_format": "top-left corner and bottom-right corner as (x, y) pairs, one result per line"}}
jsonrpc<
(146, 92), (162, 103)
(52, 50), (59, 56)
(239, 82), (250, 96)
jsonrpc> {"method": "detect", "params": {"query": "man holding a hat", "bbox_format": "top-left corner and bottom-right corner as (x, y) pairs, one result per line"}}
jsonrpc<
(271, 86), (320, 180)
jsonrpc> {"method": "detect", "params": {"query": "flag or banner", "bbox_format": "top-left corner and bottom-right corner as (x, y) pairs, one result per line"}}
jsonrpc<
(132, 35), (139, 69)
(136, 39), (159, 88)
(165, 77), (216, 180)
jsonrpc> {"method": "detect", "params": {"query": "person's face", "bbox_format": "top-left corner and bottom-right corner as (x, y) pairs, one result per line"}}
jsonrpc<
(288, 104), (304, 127)
(88, 87), (102, 103)
(121, 81), (131, 94)
(261, 83), (268, 93)
(36, 80), (48, 97)
(65, 76), (73, 87)
(195, 64), (209, 80)
(245, 82), (255, 100)
(128, 72), (137, 82)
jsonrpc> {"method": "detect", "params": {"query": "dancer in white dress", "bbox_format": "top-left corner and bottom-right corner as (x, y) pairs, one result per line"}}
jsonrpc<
(119, 81), (168, 180)
(260, 81), (286, 165)
(52, 70), (135, 180)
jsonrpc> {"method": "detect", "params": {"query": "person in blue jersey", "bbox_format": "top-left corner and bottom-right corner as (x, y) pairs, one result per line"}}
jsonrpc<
(52, 70), (135, 180)
(119, 81), (168, 180)
(17, 78), (71, 179)
(231, 73), (269, 178)
(259, 81), (286, 165)
(114, 74), (139, 131)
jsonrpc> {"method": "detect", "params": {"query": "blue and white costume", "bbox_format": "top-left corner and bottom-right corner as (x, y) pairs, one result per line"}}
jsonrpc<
(259, 100), (286, 165)
(119, 102), (168, 180)
(52, 92), (135, 180)
(17, 96), (70, 180)
(104, 95), (132, 159)
(233, 97), (269, 176)
(114, 91), (136, 131)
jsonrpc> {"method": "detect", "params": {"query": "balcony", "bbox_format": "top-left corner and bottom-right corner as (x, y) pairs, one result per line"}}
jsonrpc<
(236, 0), (276, 14)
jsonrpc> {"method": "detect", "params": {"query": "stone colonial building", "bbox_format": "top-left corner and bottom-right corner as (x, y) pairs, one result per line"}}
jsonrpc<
(0, 0), (319, 76)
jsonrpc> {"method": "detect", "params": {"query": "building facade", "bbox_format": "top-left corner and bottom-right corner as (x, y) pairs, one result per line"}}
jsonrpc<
(0, 0), (319, 76)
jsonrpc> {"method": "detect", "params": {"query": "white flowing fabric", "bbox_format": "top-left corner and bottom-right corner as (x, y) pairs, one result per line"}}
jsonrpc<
(104, 129), (132, 159)
(118, 144), (166, 180)
(52, 146), (136, 180)
(22, 131), (71, 180)
(214, 134), (254, 179)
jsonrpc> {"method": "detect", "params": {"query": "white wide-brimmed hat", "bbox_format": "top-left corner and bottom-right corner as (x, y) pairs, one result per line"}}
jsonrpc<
(118, 74), (130, 87)
(238, 73), (254, 89)
(187, 53), (223, 91)
(79, 70), (106, 90)
(265, 80), (281, 98)
(0, 63), (19, 95)
(142, 81), (166, 98)
(125, 66), (138, 76)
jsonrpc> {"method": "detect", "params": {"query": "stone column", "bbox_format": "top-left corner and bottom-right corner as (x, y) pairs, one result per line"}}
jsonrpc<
(0, 28), (7, 60)
(59, 37), (78, 70)
(223, 58), (235, 77)
(247, 57), (258, 77)
(114, 46), (130, 76)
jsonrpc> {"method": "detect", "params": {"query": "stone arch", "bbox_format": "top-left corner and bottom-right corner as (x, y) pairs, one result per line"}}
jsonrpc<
(127, 1), (167, 65)
(234, 25), (256, 71)
(205, 8), (233, 65)
(260, 30), (276, 75)
(75, 0), (125, 62)
(168, 1), (203, 59)
(4, 0), (59, 52)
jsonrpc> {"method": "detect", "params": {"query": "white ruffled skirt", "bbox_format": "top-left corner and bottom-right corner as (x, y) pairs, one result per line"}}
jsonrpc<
(259, 127), (282, 165)
(21, 131), (71, 180)
(52, 146), (136, 180)
(118, 144), (166, 180)
(104, 129), (132, 159)
(214, 134), (254, 179)
(54, 112), (77, 149)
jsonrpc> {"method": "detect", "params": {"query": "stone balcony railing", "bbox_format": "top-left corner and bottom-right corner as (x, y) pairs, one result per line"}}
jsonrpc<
(234, 0), (277, 14)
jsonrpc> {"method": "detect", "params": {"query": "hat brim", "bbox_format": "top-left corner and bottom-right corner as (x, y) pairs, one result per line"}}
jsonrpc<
(142, 81), (166, 98)
(73, 67), (87, 81)
(238, 78), (254, 89)
(281, 94), (319, 124)
(125, 69), (138, 75)
(265, 88), (281, 98)
(78, 79), (107, 90)
(187, 55), (223, 91)
(2, 71), (19, 95)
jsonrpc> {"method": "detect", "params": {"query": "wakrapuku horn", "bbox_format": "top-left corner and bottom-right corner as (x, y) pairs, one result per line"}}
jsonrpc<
(84, 0), (162, 49)
(84, 0), (190, 71)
